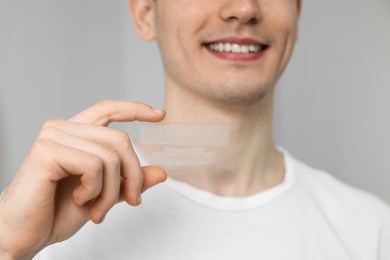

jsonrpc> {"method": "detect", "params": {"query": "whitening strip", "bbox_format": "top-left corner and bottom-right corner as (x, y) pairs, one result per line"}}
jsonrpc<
(140, 124), (230, 146)
(136, 124), (235, 169)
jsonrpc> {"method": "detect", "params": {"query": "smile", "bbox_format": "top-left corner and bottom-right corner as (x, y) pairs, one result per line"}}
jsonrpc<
(206, 43), (265, 54)
(203, 38), (269, 62)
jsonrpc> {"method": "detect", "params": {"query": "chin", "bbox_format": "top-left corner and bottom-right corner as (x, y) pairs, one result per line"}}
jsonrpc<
(203, 82), (271, 106)
(215, 91), (267, 105)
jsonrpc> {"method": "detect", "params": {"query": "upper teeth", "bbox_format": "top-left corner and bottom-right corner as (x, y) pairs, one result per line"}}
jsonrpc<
(207, 43), (262, 53)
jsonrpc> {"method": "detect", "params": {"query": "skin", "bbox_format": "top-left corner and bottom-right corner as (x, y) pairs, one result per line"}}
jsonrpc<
(0, 0), (300, 258)
(130, 0), (300, 195)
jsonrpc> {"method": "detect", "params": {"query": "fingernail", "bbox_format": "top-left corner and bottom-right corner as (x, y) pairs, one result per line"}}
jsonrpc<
(137, 194), (142, 205)
(153, 108), (164, 114)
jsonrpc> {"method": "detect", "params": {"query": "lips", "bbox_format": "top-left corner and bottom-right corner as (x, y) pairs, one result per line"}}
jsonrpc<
(203, 38), (269, 61)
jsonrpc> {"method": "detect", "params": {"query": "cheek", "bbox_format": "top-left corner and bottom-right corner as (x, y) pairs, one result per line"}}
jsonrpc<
(263, 0), (299, 37)
(266, 10), (299, 66)
(155, 11), (197, 60)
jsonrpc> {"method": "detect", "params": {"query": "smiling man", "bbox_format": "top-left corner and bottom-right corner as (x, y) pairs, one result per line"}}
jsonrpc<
(1, 0), (389, 259)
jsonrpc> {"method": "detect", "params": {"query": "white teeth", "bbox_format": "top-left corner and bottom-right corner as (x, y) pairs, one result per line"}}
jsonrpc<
(240, 45), (249, 53)
(232, 44), (241, 53)
(207, 42), (263, 54)
(224, 43), (232, 52)
(218, 42), (224, 52)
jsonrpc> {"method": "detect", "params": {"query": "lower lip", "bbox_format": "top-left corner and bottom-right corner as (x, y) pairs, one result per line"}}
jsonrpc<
(205, 47), (267, 62)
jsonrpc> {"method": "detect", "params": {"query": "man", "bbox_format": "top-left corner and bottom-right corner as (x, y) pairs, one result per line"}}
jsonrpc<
(0, 0), (389, 259)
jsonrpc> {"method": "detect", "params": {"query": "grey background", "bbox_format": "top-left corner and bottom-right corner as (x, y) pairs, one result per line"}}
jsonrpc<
(1, 0), (389, 203)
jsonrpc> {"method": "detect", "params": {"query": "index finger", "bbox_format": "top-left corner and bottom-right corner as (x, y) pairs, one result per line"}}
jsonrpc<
(69, 99), (165, 126)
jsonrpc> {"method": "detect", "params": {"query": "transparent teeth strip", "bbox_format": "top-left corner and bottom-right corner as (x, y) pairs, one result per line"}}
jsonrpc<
(136, 124), (235, 169)
(140, 124), (230, 146)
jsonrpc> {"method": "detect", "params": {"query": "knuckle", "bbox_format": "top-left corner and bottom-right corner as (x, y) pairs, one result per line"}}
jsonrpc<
(39, 126), (60, 139)
(105, 151), (121, 167)
(32, 138), (54, 154)
(87, 155), (105, 173)
(30, 139), (57, 169)
(96, 99), (113, 107)
(114, 130), (133, 150)
(96, 99), (113, 120)
(41, 118), (65, 130)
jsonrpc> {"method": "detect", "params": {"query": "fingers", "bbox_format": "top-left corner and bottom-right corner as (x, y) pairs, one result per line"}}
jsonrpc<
(42, 119), (145, 206)
(30, 139), (104, 205)
(141, 166), (168, 193)
(38, 100), (167, 223)
(39, 127), (122, 223)
(118, 166), (167, 203)
(69, 99), (165, 126)
(67, 99), (167, 205)
(38, 130), (168, 224)
(40, 100), (166, 223)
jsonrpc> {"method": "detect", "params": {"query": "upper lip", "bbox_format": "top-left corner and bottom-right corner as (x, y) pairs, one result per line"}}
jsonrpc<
(204, 37), (266, 46)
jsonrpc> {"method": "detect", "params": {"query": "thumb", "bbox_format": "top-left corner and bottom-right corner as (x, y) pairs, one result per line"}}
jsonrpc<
(141, 166), (167, 193)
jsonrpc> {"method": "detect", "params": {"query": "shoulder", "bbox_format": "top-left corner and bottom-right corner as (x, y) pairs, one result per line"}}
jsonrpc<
(285, 152), (390, 256)
(286, 152), (390, 223)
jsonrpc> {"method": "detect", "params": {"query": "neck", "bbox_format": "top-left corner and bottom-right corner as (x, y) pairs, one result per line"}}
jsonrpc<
(161, 82), (284, 197)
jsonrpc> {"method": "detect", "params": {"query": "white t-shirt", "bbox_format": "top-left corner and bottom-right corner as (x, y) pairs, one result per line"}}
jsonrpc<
(36, 151), (390, 260)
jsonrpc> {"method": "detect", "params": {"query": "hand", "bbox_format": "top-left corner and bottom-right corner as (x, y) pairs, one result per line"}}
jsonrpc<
(0, 100), (167, 259)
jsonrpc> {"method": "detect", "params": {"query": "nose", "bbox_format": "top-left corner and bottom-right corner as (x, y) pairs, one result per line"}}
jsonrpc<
(220, 0), (261, 25)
